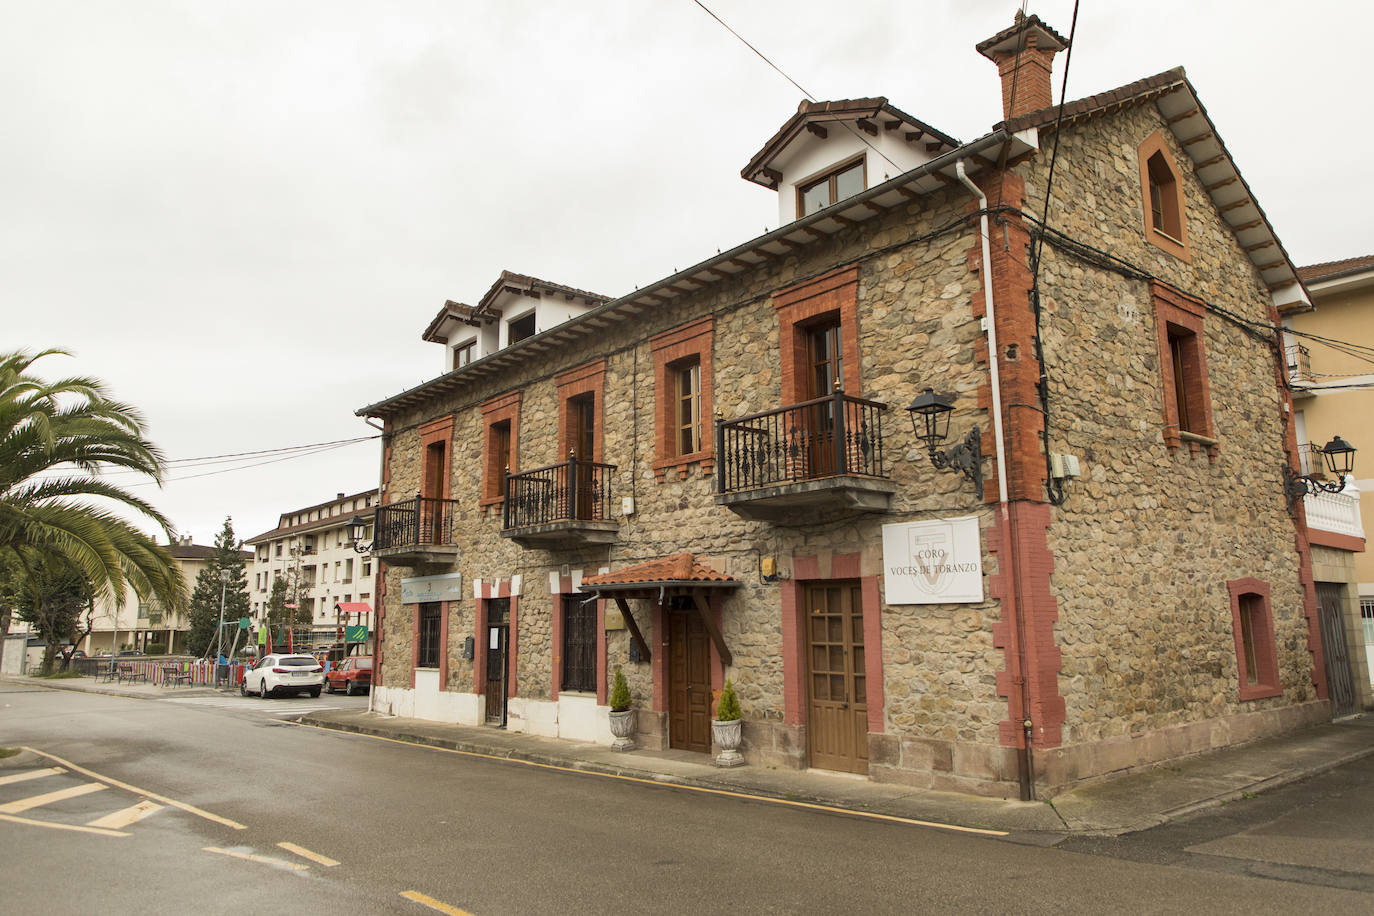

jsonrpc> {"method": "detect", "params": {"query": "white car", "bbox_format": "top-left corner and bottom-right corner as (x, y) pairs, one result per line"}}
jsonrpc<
(240, 654), (325, 699)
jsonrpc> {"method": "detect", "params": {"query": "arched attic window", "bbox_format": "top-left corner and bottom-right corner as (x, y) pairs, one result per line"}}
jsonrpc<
(1137, 130), (1190, 261)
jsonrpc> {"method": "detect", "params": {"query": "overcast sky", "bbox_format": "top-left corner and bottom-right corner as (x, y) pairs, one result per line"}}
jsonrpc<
(5, 1), (1366, 546)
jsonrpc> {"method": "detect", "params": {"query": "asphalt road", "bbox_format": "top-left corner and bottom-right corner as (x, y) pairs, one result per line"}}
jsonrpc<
(1, 682), (1370, 915)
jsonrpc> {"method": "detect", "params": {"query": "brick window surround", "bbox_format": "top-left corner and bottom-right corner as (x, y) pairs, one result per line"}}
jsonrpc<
(774, 264), (862, 404)
(555, 359), (607, 462)
(1151, 280), (1217, 458)
(419, 415), (454, 501)
(480, 391), (521, 511)
(1137, 130), (1190, 262)
(1227, 578), (1282, 701)
(650, 317), (715, 480)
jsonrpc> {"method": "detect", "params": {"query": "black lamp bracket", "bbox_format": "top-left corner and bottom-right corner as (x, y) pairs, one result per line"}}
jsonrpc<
(1283, 464), (1348, 509)
(929, 425), (984, 501)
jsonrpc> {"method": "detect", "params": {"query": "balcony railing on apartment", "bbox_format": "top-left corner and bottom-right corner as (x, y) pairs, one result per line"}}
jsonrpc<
(1285, 342), (1311, 387)
(714, 391), (894, 519)
(1304, 479), (1363, 542)
(371, 495), (462, 562)
(502, 457), (619, 546)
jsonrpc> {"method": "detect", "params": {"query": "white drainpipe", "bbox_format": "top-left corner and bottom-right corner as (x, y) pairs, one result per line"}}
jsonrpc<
(955, 159), (1010, 505)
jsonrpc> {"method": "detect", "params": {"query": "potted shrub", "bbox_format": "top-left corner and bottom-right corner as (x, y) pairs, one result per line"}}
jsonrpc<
(607, 667), (636, 751)
(711, 678), (744, 767)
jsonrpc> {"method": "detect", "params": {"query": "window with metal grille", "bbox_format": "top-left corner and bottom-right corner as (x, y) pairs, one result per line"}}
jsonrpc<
(561, 595), (596, 692)
(417, 602), (442, 669)
(1361, 598), (1374, 645)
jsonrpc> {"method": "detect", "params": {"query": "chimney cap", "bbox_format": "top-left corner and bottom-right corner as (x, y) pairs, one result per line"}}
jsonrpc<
(976, 11), (1069, 60)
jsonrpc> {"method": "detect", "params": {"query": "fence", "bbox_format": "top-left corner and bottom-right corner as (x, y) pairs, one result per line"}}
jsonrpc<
(504, 457), (616, 529)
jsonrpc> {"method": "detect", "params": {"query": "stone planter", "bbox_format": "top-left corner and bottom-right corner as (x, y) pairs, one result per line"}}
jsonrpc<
(608, 708), (636, 751)
(711, 717), (744, 767)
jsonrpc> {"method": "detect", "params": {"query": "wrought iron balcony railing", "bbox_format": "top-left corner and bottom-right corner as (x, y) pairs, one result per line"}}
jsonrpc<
(504, 457), (616, 531)
(373, 495), (461, 552)
(715, 391), (888, 494)
(1285, 342), (1311, 386)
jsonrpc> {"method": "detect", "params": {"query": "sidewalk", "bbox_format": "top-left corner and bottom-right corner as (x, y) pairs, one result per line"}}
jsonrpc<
(293, 704), (1374, 838)
(8, 672), (1372, 838)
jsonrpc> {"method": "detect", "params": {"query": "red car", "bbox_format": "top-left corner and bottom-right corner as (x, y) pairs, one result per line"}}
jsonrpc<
(325, 656), (372, 695)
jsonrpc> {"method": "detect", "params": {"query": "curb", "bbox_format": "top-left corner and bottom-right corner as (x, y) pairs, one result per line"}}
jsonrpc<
(297, 715), (946, 822)
(1, 676), (224, 702)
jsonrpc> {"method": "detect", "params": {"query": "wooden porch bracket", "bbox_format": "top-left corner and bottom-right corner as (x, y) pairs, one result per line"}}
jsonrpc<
(613, 595), (652, 663)
(690, 588), (733, 667)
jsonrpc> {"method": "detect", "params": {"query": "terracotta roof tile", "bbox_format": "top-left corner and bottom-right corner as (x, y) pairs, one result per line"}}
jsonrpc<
(582, 553), (735, 587)
(1002, 67), (1187, 133)
(1297, 255), (1374, 284)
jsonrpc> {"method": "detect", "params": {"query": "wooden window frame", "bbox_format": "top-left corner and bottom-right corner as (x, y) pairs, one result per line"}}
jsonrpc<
(453, 340), (476, 369)
(650, 317), (714, 480)
(1137, 130), (1190, 262)
(795, 154), (867, 219)
(774, 265), (862, 405)
(1227, 578), (1281, 701)
(1151, 281), (1216, 457)
(419, 415), (454, 502)
(555, 359), (607, 463)
(480, 391), (521, 511)
(507, 311), (536, 345)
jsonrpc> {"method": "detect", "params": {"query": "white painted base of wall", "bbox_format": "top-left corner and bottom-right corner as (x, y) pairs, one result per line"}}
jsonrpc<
(504, 694), (612, 745)
(373, 676), (481, 726)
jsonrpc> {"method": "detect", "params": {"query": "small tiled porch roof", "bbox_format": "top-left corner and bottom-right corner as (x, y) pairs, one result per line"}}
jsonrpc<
(334, 602), (372, 615)
(580, 553), (737, 590)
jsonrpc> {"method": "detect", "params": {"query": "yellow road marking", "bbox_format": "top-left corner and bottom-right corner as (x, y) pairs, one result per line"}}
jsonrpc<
(87, 800), (163, 829)
(277, 841), (340, 866)
(0, 812), (129, 837)
(290, 723), (1010, 837)
(400, 891), (475, 915)
(21, 747), (246, 830)
(0, 767), (65, 787)
(0, 781), (105, 814)
(203, 846), (310, 871)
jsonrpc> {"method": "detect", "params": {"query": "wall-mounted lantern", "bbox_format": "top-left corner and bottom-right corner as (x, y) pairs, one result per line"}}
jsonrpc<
(1284, 435), (1357, 507)
(348, 515), (373, 554)
(905, 387), (984, 500)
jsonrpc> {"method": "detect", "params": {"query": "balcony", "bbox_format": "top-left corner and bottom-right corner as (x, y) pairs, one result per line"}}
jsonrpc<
(714, 392), (895, 521)
(1304, 479), (1363, 545)
(1286, 342), (1312, 396)
(370, 495), (462, 566)
(502, 457), (619, 548)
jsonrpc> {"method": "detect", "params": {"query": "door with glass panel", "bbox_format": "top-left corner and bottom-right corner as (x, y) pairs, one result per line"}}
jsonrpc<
(805, 581), (868, 774)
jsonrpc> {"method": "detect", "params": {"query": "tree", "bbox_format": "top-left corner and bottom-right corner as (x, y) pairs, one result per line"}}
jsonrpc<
(186, 517), (250, 658)
(0, 349), (186, 644)
(12, 556), (92, 674)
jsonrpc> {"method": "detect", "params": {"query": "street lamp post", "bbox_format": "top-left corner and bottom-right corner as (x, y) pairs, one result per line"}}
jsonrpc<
(213, 568), (232, 683)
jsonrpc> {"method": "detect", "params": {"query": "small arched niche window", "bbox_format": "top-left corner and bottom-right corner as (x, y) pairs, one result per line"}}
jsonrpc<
(1138, 130), (1190, 261)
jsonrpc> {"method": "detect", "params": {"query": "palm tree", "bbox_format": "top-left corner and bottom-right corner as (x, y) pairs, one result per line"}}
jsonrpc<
(0, 349), (186, 645)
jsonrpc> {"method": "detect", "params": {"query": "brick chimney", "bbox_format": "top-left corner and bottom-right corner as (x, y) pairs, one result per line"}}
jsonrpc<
(976, 11), (1069, 120)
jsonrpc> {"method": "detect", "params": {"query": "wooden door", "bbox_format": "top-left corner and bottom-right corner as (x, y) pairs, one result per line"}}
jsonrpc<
(668, 608), (711, 753)
(484, 598), (509, 726)
(1316, 584), (1356, 718)
(421, 440), (447, 542)
(569, 394), (596, 519)
(805, 581), (868, 774)
(804, 320), (843, 477)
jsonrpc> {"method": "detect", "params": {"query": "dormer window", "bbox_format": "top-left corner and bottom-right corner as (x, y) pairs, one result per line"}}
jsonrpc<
(798, 157), (865, 218)
(453, 340), (475, 368)
(508, 312), (536, 344)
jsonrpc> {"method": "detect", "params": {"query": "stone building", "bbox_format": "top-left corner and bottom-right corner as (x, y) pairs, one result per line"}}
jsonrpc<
(356, 13), (1352, 797)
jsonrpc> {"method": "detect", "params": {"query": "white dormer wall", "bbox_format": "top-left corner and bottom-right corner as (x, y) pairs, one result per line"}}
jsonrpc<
(776, 128), (935, 225)
(445, 323), (500, 372)
(495, 290), (596, 349)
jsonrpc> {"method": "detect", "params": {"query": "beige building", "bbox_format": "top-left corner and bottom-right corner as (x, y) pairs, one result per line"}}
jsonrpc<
(79, 537), (249, 656)
(1289, 255), (1372, 707)
(246, 490), (378, 631)
(356, 14), (1358, 798)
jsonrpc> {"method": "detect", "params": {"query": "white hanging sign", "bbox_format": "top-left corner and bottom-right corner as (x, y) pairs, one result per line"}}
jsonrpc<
(881, 517), (983, 605)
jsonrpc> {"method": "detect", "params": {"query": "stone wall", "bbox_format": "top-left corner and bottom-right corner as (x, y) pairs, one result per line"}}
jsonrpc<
(1016, 100), (1316, 782)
